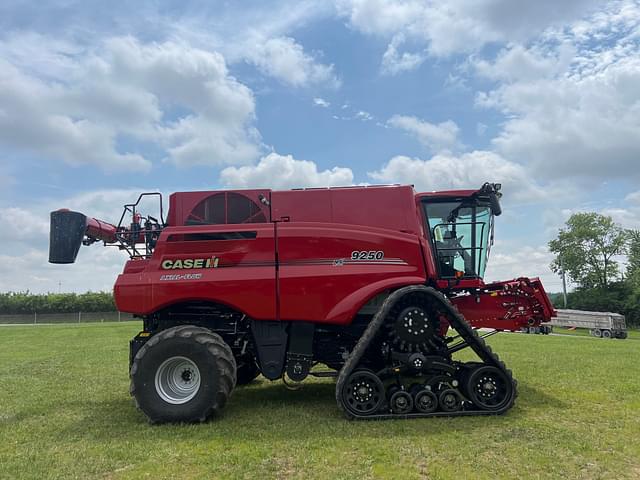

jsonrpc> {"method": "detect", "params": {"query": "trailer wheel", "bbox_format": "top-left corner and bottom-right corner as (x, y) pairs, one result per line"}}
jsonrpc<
(130, 325), (236, 423)
(602, 329), (612, 339)
(592, 329), (602, 338)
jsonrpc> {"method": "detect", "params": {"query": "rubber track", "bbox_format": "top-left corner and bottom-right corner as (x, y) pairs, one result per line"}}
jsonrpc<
(335, 285), (517, 420)
(130, 325), (237, 423)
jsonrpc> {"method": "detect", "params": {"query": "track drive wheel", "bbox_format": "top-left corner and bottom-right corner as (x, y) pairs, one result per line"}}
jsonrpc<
(386, 293), (442, 354)
(341, 370), (384, 417)
(464, 365), (513, 412)
(130, 325), (236, 423)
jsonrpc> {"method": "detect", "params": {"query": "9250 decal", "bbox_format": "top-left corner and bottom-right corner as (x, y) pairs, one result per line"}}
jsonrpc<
(350, 250), (384, 260)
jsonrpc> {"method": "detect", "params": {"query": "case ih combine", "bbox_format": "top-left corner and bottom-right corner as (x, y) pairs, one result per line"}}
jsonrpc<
(49, 183), (555, 422)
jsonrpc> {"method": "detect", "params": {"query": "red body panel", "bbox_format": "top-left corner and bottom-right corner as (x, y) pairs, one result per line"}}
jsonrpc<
(271, 186), (419, 234)
(111, 185), (556, 330)
(116, 223), (277, 320)
(277, 223), (426, 324)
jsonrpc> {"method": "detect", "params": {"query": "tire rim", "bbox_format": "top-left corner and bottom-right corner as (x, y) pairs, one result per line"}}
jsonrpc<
(390, 390), (414, 414)
(439, 389), (461, 412)
(467, 366), (511, 411)
(343, 371), (384, 415)
(154, 356), (201, 404)
(415, 390), (437, 413)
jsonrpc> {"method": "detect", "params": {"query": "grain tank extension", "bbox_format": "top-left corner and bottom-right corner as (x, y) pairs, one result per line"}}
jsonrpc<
(49, 184), (555, 422)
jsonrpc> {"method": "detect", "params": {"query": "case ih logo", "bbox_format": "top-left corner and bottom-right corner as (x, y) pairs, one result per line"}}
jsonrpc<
(161, 257), (220, 269)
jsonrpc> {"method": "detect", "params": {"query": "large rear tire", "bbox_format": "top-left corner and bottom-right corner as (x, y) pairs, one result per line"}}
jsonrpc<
(130, 325), (236, 423)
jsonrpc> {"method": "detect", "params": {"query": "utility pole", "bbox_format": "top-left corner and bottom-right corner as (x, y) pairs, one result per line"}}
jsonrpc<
(560, 259), (568, 308)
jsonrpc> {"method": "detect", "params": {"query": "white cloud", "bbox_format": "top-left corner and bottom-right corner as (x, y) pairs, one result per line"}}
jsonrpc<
(475, 2), (640, 180)
(368, 151), (544, 202)
(355, 110), (373, 121)
(337, 0), (601, 60)
(313, 97), (330, 107)
(484, 243), (559, 289)
(220, 152), (354, 189)
(0, 208), (49, 243)
(0, 36), (261, 172)
(0, 57), (151, 173)
(626, 191), (640, 204)
(243, 36), (340, 88)
(478, 49), (640, 180)
(388, 115), (459, 152)
(381, 34), (426, 75)
(600, 206), (640, 230)
(474, 43), (576, 82)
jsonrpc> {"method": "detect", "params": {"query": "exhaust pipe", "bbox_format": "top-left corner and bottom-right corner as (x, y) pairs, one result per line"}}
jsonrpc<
(49, 210), (88, 264)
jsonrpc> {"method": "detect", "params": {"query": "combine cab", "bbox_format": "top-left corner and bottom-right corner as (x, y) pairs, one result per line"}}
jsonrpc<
(50, 183), (555, 422)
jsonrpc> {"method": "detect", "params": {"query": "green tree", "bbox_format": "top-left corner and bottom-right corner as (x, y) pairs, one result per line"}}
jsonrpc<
(0, 291), (116, 314)
(549, 212), (628, 288)
(626, 230), (640, 288)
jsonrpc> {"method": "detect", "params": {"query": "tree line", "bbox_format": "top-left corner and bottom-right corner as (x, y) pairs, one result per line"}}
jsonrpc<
(0, 291), (116, 314)
(549, 212), (639, 326)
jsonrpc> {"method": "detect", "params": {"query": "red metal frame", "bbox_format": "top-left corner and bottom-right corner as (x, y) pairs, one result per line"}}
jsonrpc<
(76, 185), (555, 331)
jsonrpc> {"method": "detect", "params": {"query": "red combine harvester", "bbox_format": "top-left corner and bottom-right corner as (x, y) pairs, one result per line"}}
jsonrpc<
(49, 183), (555, 422)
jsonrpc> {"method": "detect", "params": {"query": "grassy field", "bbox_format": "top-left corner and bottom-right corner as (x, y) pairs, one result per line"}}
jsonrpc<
(550, 327), (640, 339)
(1, 323), (639, 480)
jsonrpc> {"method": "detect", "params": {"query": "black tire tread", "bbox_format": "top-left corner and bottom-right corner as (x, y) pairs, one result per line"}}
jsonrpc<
(130, 325), (236, 423)
(336, 285), (517, 419)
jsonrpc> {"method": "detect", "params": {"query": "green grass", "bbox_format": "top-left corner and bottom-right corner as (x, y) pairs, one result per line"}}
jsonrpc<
(1, 323), (639, 480)
(551, 327), (640, 339)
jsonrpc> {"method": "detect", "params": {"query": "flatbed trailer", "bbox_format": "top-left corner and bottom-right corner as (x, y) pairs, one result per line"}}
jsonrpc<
(523, 309), (628, 339)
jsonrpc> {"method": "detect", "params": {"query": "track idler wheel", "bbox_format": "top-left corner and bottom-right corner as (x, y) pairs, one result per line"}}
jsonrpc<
(410, 384), (438, 414)
(464, 365), (513, 412)
(342, 370), (384, 416)
(387, 385), (413, 415)
(438, 389), (462, 412)
(386, 293), (443, 354)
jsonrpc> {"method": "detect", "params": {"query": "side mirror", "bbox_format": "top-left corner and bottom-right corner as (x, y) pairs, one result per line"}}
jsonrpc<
(479, 182), (502, 217)
(489, 193), (502, 217)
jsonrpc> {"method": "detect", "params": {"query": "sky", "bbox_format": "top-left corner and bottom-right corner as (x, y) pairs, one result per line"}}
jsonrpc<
(0, 0), (639, 293)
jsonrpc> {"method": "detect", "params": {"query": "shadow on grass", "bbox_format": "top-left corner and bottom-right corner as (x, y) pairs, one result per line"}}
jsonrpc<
(59, 378), (568, 444)
(513, 383), (568, 410)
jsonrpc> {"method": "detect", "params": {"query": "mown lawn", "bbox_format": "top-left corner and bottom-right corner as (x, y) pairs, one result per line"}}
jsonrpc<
(1, 323), (639, 480)
(550, 327), (640, 340)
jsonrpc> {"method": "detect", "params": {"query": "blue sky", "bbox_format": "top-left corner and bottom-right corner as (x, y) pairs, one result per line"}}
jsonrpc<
(1, 0), (639, 293)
